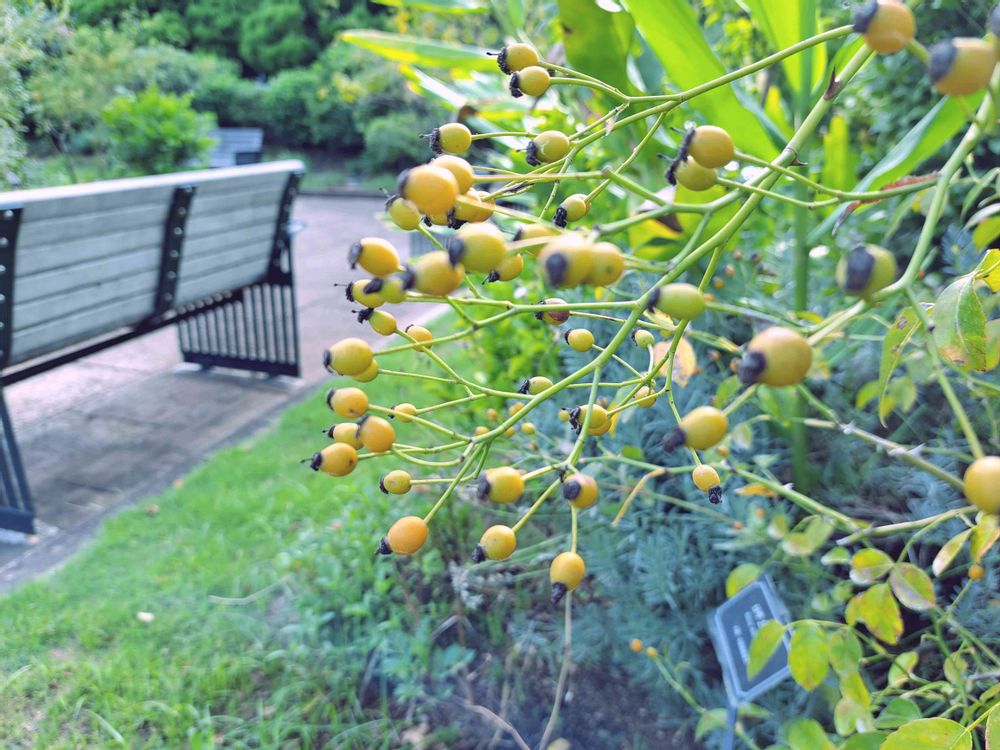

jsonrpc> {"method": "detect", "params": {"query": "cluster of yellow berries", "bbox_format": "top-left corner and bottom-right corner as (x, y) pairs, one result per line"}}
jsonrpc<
(307, 22), (1000, 605)
(854, 0), (998, 95)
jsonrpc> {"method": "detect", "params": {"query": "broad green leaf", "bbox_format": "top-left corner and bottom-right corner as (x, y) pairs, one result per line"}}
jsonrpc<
(828, 630), (863, 678)
(850, 549), (894, 585)
(878, 307), (920, 425)
(782, 517), (834, 557)
(855, 379), (882, 411)
(970, 513), (999, 564)
(856, 583), (903, 645)
(889, 563), (936, 611)
(879, 718), (971, 750)
(714, 375), (742, 409)
(742, 0), (826, 99)
(976, 248), (1000, 292)
(726, 563), (761, 597)
(842, 732), (888, 750)
(822, 114), (857, 193)
(932, 276), (988, 371)
(789, 622), (829, 692)
(835, 696), (868, 738)
(986, 707), (999, 750)
(622, 0), (777, 158)
(857, 95), (984, 192)
(875, 698), (922, 730)
(372, 0), (488, 12)
(973, 217), (1000, 251)
(786, 717), (836, 750)
(557, 0), (634, 94)
(341, 31), (497, 71)
(748, 620), (786, 679)
(887, 651), (918, 687)
(932, 529), (971, 576)
(888, 377), (917, 415)
(695, 708), (729, 739)
(845, 594), (862, 626)
(764, 85), (794, 139)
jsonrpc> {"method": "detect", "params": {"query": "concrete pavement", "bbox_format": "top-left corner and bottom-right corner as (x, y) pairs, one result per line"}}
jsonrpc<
(0, 195), (437, 591)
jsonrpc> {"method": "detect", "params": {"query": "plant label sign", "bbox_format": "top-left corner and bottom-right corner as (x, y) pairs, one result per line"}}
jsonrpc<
(708, 576), (791, 705)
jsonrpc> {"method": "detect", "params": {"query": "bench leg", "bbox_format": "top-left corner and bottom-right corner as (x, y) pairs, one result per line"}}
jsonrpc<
(0, 385), (35, 534)
(177, 276), (300, 378)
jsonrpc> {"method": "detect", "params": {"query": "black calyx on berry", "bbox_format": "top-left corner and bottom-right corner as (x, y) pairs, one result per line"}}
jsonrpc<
(509, 73), (525, 98)
(376, 537), (392, 555)
(738, 350), (767, 385)
(525, 141), (541, 166)
(852, 0), (878, 33)
(708, 486), (723, 505)
(551, 582), (568, 605)
(378, 477), (389, 494)
(427, 128), (443, 154)
(348, 242), (363, 269)
(843, 244), (876, 294)
(471, 544), (486, 563)
(662, 427), (686, 453)
(553, 206), (568, 228)
(356, 307), (374, 324)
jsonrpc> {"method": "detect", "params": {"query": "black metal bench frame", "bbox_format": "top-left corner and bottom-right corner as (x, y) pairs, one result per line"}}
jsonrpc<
(0, 171), (303, 534)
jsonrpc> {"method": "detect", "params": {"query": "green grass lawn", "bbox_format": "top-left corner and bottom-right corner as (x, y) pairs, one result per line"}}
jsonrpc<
(0, 332), (466, 749)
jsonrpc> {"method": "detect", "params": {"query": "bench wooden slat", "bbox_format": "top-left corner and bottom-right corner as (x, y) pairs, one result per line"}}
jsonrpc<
(13, 272), (159, 329)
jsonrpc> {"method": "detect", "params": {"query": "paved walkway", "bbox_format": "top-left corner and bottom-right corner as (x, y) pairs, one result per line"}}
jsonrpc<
(0, 196), (437, 591)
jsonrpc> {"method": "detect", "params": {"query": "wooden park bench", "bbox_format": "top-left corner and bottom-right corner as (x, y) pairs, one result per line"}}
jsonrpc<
(0, 160), (305, 534)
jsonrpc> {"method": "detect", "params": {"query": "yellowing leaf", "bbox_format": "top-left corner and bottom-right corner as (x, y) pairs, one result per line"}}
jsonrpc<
(986, 706), (999, 750)
(850, 548), (894, 585)
(978, 248), (1000, 292)
(970, 514), (1000, 564)
(932, 529), (971, 576)
(747, 619), (785, 680)
(737, 483), (779, 497)
(856, 583), (903, 645)
(789, 622), (829, 692)
(672, 336), (698, 387)
(880, 718), (971, 750)
(785, 717), (836, 750)
(889, 563), (936, 611)
(888, 651), (918, 687)
(726, 563), (760, 598)
(827, 630), (863, 678)
(932, 276), (988, 371)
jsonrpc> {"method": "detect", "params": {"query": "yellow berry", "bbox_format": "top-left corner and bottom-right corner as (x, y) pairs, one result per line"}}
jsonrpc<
(404, 324), (433, 350)
(433, 122), (472, 154)
(390, 403), (418, 422)
(511, 65), (550, 97)
(566, 328), (595, 352)
(673, 156), (717, 191)
(521, 422), (536, 435)
(853, 0), (916, 54)
(489, 252), (524, 282)
(692, 464), (721, 491)
(538, 234), (594, 288)
(836, 244), (897, 297)
(651, 282), (706, 320)
(431, 154), (474, 194)
(454, 190), (494, 223)
(558, 193), (590, 224)
(367, 309), (397, 336)
(968, 564), (985, 581)
(347, 279), (385, 309)
(310, 442), (358, 477)
(325, 338), (374, 377)
(378, 276), (408, 304)
(352, 359), (379, 383)
(645, 646), (658, 658)
(403, 251), (464, 296)
(964, 456), (1000, 515)
(584, 242), (625, 286)
(527, 131), (570, 166)
(520, 376), (553, 395)
(929, 38), (997, 97)
(382, 516), (428, 555)
(358, 416), (396, 453)
(478, 466), (524, 504)
(739, 327), (813, 387)
(536, 298), (570, 325)
(326, 387), (368, 419)
(399, 165), (459, 215)
(380, 469), (412, 495)
(630, 638), (644, 653)
(497, 42), (539, 73)
(687, 125), (735, 169)
(452, 223), (507, 273)
(349, 237), (399, 277)
(664, 406), (728, 452)
(514, 223), (557, 242)
(634, 385), (657, 408)
(474, 425), (489, 436)
(508, 402), (524, 416)
(562, 473), (598, 510)
(386, 196), (421, 231)
(632, 329), (655, 348)
(329, 421), (363, 449)
(550, 551), (586, 604)
(475, 525), (517, 562)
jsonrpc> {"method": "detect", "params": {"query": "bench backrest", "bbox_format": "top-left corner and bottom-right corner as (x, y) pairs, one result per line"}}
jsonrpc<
(0, 160), (304, 367)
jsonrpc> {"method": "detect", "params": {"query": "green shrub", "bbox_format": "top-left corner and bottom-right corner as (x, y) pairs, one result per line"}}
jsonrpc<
(137, 9), (189, 47)
(101, 86), (216, 174)
(262, 66), (361, 150)
(184, 0), (243, 61)
(192, 71), (265, 127)
(361, 112), (435, 172)
(238, 2), (319, 75)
